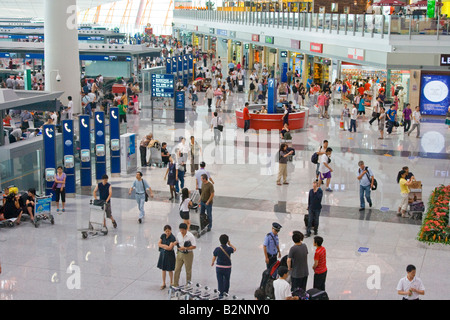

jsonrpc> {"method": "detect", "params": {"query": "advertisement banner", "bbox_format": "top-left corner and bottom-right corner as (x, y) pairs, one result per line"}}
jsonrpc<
(420, 74), (450, 116)
(62, 120), (75, 194)
(79, 115), (92, 187)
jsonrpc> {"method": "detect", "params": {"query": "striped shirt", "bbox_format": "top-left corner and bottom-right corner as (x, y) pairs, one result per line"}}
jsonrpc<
(314, 246), (327, 274)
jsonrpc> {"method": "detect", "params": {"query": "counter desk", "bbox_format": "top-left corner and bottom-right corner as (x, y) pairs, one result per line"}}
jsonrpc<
(235, 106), (309, 131)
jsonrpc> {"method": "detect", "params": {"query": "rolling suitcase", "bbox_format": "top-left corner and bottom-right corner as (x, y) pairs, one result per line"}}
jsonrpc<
(306, 288), (329, 300)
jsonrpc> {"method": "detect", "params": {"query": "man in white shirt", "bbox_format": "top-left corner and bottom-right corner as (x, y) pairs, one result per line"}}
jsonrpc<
(173, 223), (197, 287)
(318, 148), (333, 192)
(349, 104), (358, 132)
(195, 161), (214, 194)
(397, 264), (425, 300)
(210, 111), (223, 146)
(273, 266), (299, 300)
(407, 106), (421, 138)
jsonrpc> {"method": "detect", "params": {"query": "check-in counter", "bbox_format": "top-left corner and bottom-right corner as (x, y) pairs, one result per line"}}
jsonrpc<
(235, 105), (309, 131)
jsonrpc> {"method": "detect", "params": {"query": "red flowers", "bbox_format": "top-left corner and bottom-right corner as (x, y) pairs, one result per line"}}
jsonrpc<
(418, 184), (450, 245)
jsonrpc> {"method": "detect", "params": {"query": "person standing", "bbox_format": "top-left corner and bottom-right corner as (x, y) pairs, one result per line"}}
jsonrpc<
(277, 143), (294, 186)
(66, 96), (74, 120)
(129, 171), (154, 224)
(273, 266), (299, 300)
(263, 223), (282, 269)
(173, 223), (197, 287)
(407, 106), (421, 138)
(189, 136), (202, 176)
(306, 181), (323, 237)
(397, 169), (413, 218)
(199, 174), (215, 232)
(195, 161), (214, 195)
(318, 148), (333, 192)
(157, 225), (176, 290)
(164, 155), (178, 201)
(54, 166), (66, 213)
(397, 264), (425, 300)
(243, 102), (250, 133)
(349, 103), (358, 133)
(357, 161), (374, 211)
(93, 174), (118, 229)
(312, 236), (327, 291)
(139, 134), (153, 167)
(315, 140), (328, 182)
(287, 231), (309, 292)
(206, 85), (214, 110)
(378, 107), (386, 140)
(211, 234), (237, 298)
(175, 149), (186, 194)
(118, 102), (127, 123)
(211, 111), (223, 146)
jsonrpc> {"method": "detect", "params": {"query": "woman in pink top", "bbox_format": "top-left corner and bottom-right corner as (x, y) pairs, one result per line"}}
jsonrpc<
(317, 91), (326, 119)
(54, 166), (66, 212)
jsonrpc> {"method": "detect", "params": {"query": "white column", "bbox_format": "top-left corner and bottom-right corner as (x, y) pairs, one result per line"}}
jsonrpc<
(44, 0), (81, 114)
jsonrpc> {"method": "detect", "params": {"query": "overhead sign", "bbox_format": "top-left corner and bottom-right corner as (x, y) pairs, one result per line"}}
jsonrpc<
(151, 74), (174, 98)
(440, 54), (450, 66)
(310, 42), (323, 53)
(265, 36), (274, 44)
(290, 39), (300, 50)
(217, 29), (228, 36)
(348, 48), (364, 61)
(251, 34), (260, 42)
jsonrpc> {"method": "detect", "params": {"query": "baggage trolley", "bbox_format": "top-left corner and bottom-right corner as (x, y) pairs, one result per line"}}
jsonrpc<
(79, 200), (108, 239)
(189, 190), (208, 238)
(0, 218), (17, 228)
(408, 181), (424, 220)
(148, 142), (163, 167)
(34, 195), (54, 228)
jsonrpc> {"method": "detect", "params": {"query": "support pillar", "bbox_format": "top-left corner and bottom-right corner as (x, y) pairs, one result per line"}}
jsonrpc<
(44, 0), (81, 114)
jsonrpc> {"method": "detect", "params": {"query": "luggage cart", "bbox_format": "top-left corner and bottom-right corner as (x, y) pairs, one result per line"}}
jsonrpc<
(79, 200), (108, 239)
(408, 181), (424, 220)
(34, 195), (54, 228)
(0, 218), (17, 228)
(148, 142), (163, 167)
(189, 190), (208, 238)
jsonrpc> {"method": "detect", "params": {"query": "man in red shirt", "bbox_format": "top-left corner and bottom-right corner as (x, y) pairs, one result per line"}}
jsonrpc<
(243, 102), (250, 132)
(312, 236), (327, 291)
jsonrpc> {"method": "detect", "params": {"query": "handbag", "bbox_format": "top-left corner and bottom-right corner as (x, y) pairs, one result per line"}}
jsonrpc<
(142, 180), (148, 202)
(219, 246), (232, 262)
(217, 117), (223, 132)
(51, 181), (57, 191)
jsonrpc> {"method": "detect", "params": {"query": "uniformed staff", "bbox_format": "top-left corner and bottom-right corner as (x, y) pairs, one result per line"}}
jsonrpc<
(263, 222), (282, 269)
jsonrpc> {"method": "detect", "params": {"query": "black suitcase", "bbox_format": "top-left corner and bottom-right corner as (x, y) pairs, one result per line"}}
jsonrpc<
(307, 288), (329, 300)
(304, 214), (309, 227)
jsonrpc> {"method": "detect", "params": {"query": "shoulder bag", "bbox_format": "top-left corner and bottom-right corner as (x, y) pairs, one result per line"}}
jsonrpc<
(364, 167), (378, 191)
(142, 180), (148, 202)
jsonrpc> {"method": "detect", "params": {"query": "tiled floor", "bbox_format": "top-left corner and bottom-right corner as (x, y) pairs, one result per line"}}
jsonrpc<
(1, 78), (450, 300)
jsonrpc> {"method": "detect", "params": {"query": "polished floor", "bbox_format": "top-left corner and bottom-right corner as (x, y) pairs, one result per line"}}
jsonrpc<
(1, 80), (450, 300)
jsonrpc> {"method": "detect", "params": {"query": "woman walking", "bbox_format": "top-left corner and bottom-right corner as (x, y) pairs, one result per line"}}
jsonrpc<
(378, 107), (386, 140)
(179, 188), (193, 230)
(211, 234), (236, 298)
(157, 225), (177, 289)
(54, 166), (66, 212)
(164, 155), (178, 200)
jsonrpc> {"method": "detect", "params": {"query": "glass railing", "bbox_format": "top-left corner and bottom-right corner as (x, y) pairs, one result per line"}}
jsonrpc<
(174, 10), (450, 38)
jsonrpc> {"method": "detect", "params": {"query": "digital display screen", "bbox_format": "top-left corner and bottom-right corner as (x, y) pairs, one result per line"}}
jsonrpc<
(151, 74), (174, 98)
(111, 139), (120, 150)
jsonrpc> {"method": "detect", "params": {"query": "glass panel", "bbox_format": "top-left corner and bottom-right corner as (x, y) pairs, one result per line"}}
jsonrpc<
(355, 14), (363, 33)
(347, 14), (354, 33)
(331, 14), (338, 31)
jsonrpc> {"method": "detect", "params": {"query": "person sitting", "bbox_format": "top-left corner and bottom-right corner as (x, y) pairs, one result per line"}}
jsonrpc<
(257, 106), (268, 114)
(23, 188), (37, 224)
(2, 191), (23, 225)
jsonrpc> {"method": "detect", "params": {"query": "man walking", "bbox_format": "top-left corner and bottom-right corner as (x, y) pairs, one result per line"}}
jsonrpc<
(306, 181), (323, 237)
(318, 147), (333, 192)
(357, 161), (374, 211)
(287, 231), (309, 292)
(200, 174), (215, 232)
(408, 106), (421, 138)
(263, 223), (282, 269)
(129, 171), (154, 224)
(173, 223), (197, 287)
(195, 162), (214, 195)
(243, 102), (250, 133)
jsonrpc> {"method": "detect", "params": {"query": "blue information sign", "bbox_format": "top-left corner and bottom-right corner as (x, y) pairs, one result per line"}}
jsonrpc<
(79, 115), (92, 187)
(43, 124), (56, 200)
(94, 111), (106, 181)
(166, 57), (172, 74)
(175, 91), (185, 123)
(420, 74), (450, 116)
(267, 78), (277, 114)
(151, 74), (174, 98)
(109, 107), (121, 174)
(62, 120), (76, 194)
(183, 55), (189, 86)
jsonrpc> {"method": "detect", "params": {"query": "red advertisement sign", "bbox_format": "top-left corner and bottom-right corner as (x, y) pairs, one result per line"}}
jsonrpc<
(251, 34), (260, 42)
(310, 42), (323, 53)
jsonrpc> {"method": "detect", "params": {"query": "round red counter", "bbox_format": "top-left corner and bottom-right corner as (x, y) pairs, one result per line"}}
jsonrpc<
(235, 108), (309, 131)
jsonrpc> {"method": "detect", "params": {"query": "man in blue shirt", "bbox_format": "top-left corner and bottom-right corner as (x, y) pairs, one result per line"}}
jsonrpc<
(357, 161), (374, 211)
(228, 61), (235, 73)
(129, 171), (154, 224)
(263, 223), (282, 269)
(386, 105), (397, 134)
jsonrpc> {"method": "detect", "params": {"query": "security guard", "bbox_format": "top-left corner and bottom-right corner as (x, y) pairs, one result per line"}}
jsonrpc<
(263, 222), (282, 269)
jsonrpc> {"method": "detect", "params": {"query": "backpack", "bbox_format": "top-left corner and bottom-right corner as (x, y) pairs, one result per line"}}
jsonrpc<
(250, 82), (255, 90)
(292, 85), (298, 93)
(311, 152), (319, 164)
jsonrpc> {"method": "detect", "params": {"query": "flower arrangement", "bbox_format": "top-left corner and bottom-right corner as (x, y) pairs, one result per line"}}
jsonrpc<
(417, 184), (450, 245)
